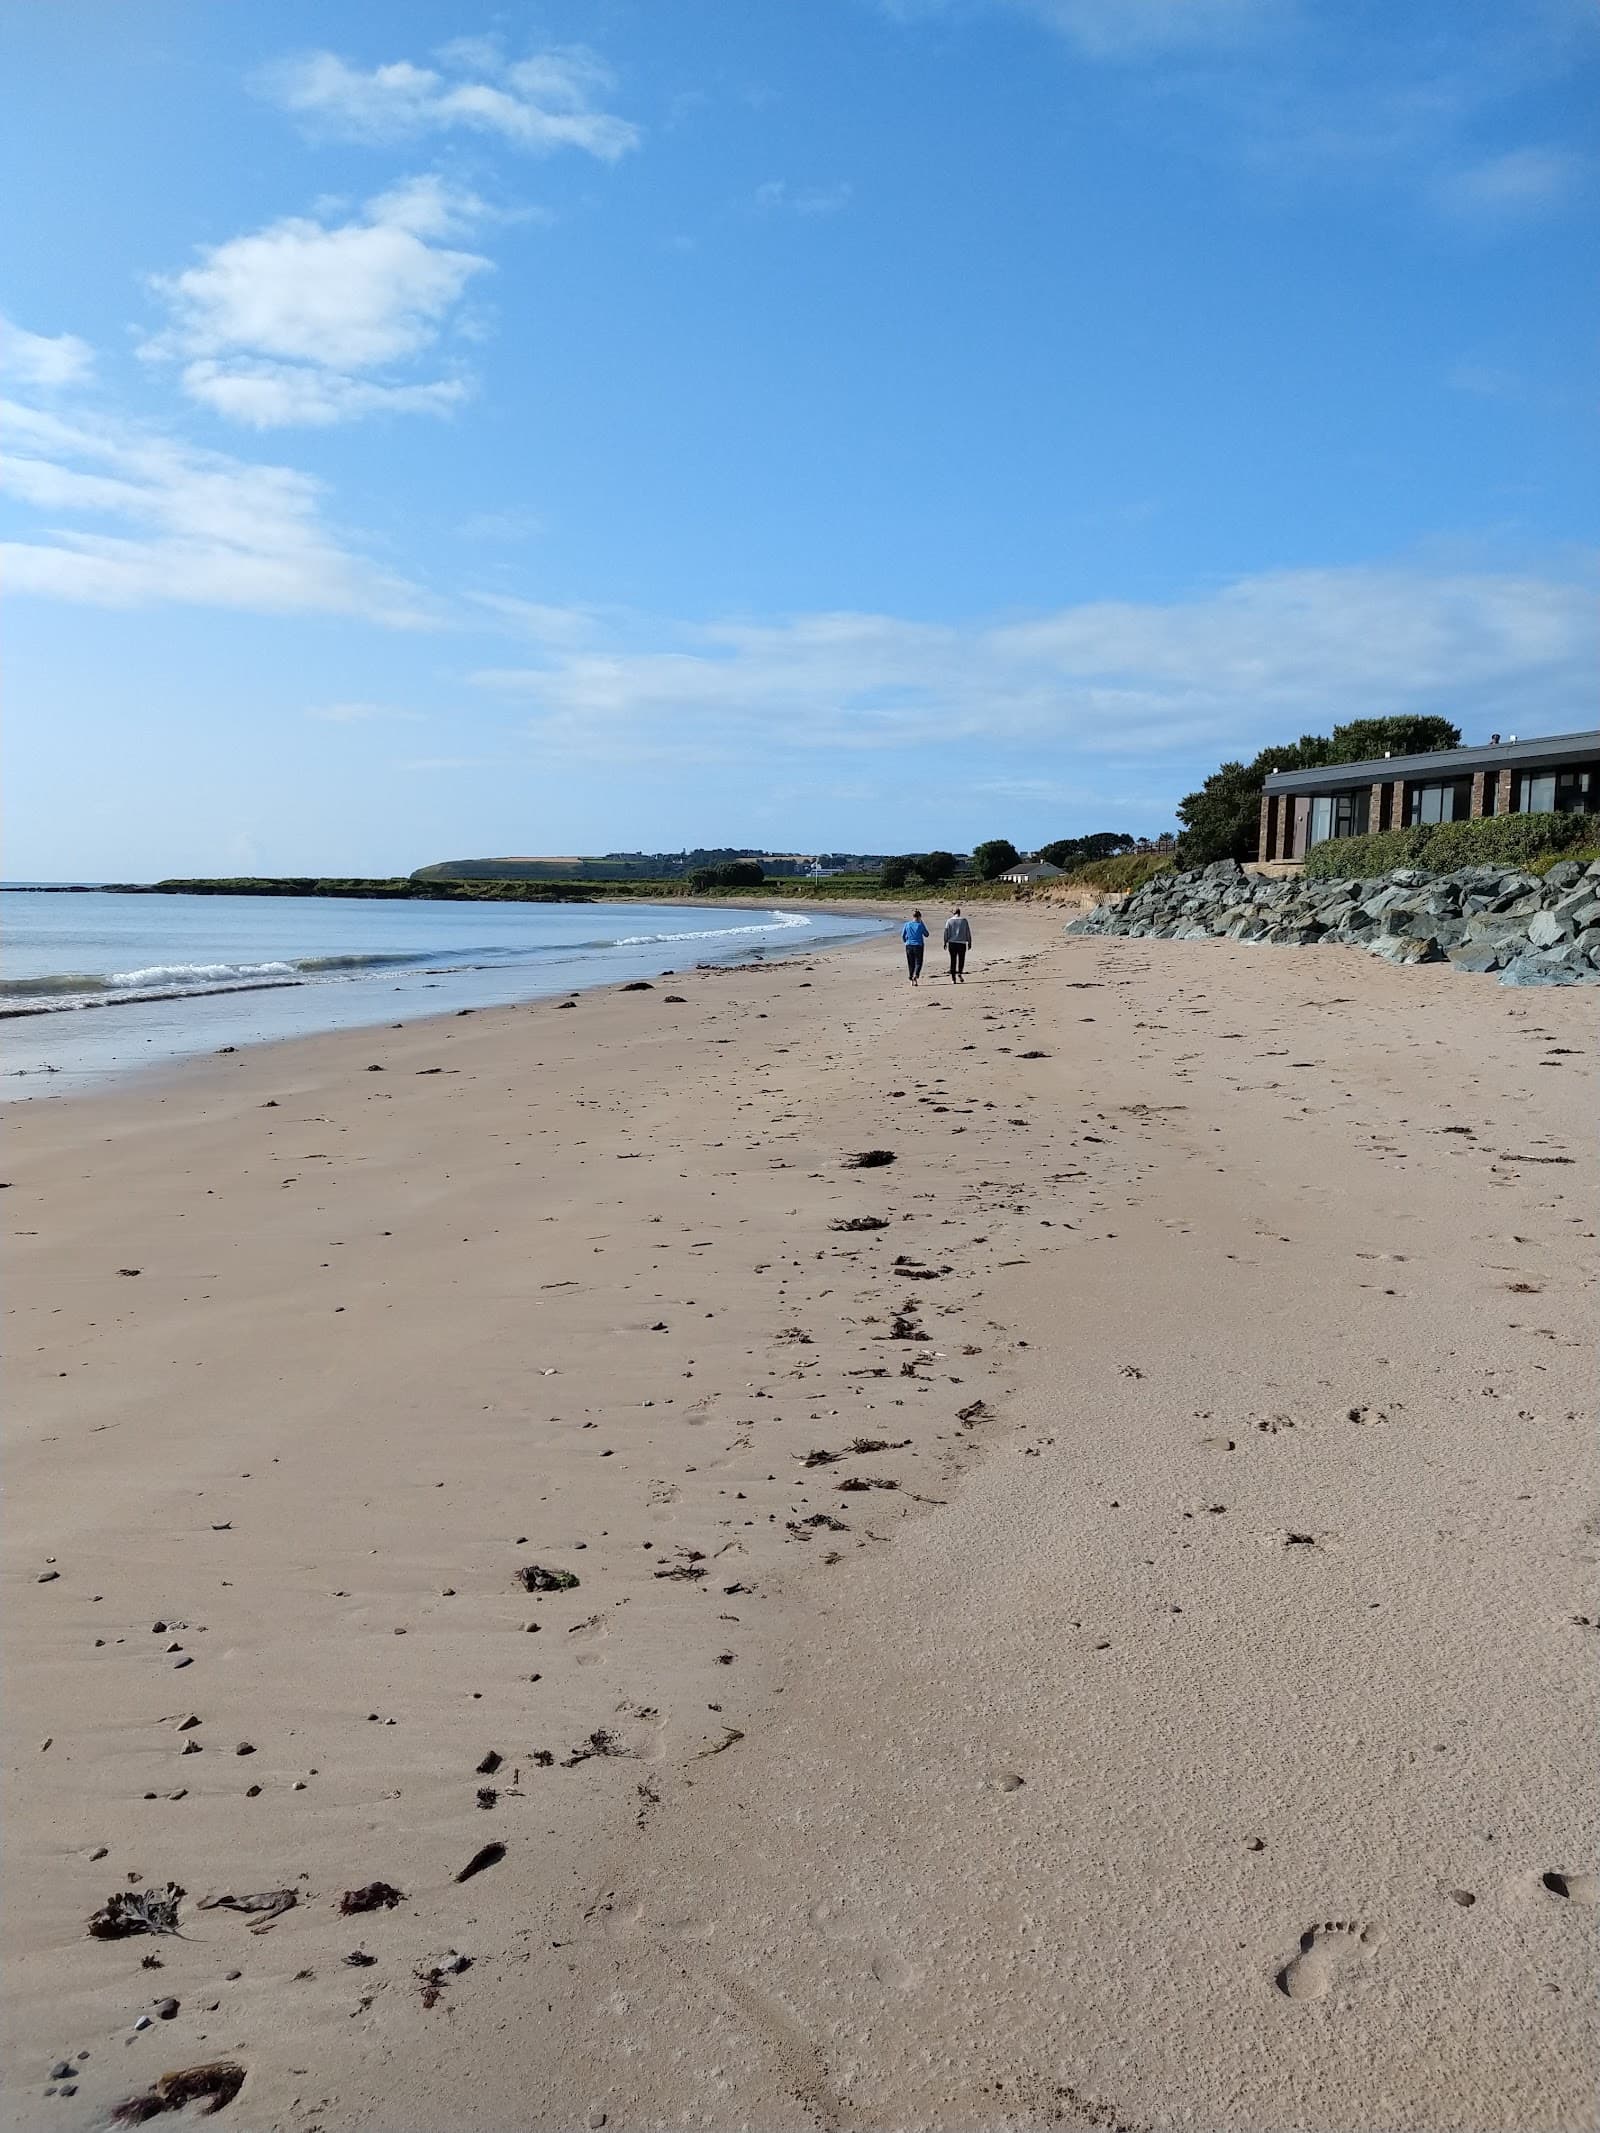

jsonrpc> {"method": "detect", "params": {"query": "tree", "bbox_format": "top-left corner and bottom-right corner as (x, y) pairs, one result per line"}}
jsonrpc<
(880, 855), (915, 889)
(971, 838), (1021, 880)
(1173, 736), (1329, 868)
(690, 859), (766, 890)
(914, 849), (959, 884)
(1036, 832), (1135, 868)
(1327, 716), (1461, 763)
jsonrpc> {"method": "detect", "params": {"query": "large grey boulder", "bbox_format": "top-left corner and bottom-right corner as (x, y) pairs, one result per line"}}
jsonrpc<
(1526, 909), (1574, 949)
(1447, 940), (1513, 973)
(1369, 933), (1445, 965)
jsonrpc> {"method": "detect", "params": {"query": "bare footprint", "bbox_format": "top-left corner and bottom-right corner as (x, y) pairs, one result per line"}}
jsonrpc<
(1276, 1920), (1386, 2001)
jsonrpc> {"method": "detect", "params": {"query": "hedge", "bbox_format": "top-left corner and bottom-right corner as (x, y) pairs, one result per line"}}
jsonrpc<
(1302, 811), (1597, 880)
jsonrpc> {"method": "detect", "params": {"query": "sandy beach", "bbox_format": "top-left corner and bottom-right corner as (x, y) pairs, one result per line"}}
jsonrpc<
(4, 905), (1594, 2132)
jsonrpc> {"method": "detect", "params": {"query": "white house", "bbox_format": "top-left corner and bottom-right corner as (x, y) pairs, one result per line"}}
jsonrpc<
(998, 860), (1063, 884)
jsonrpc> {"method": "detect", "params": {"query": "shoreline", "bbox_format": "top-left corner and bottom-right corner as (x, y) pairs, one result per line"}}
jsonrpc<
(1, 897), (893, 1105)
(4, 909), (1593, 2130)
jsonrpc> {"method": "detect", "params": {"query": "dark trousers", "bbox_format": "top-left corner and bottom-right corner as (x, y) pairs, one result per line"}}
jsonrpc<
(905, 943), (924, 981)
(947, 942), (967, 979)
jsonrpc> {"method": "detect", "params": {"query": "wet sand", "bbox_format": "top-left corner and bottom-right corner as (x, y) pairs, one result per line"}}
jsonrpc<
(4, 909), (1594, 2130)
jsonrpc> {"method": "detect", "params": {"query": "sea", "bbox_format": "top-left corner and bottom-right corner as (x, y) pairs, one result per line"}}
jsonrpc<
(0, 889), (887, 1100)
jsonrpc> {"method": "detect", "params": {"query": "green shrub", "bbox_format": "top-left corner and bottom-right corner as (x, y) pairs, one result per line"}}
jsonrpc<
(1528, 846), (1600, 876)
(1302, 828), (1428, 879)
(1067, 852), (1175, 895)
(1304, 811), (1597, 880)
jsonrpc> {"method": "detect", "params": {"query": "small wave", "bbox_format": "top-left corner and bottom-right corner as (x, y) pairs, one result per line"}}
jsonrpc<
(0, 976), (306, 1018)
(614, 911), (813, 947)
(110, 960), (298, 989)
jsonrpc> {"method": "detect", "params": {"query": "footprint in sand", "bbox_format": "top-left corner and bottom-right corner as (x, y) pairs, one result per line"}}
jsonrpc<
(1544, 1870), (1600, 1905)
(1276, 1921), (1386, 2001)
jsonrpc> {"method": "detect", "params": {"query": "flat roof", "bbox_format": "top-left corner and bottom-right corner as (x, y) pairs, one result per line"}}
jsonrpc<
(1262, 728), (1600, 794)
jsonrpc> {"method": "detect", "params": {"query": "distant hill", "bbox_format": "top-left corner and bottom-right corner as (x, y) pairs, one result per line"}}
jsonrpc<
(412, 851), (886, 883)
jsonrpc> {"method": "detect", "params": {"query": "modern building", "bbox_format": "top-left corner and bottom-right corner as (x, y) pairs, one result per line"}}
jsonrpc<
(999, 860), (1064, 884)
(1257, 730), (1600, 865)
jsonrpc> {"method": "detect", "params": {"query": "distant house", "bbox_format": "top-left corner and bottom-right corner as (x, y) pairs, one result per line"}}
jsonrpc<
(1259, 729), (1600, 864)
(999, 860), (1064, 884)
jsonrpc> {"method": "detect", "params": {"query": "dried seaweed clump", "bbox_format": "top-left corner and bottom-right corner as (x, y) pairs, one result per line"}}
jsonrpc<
(89, 1884), (184, 1940)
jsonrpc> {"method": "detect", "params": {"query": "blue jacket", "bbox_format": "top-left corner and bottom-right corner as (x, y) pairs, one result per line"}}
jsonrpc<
(902, 920), (929, 945)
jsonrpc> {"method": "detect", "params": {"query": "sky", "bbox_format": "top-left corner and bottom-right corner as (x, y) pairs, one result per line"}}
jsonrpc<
(2, 0), (1597, 880)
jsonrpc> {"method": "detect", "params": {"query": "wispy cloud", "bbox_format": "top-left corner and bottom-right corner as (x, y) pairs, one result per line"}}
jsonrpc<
(0, 377), (429, 626)
(307, 701), (424, 723)
(1, 315), (95, 389)
(1434, 146), (1585, 222)
(752, 179), (854, 216)
(1446, 359), (1521, 399)
(1007, 0), (1286, 58)
(143, 177), (491, 429)
(466, 560), (1597, 770)
(259, 42), (640, 160)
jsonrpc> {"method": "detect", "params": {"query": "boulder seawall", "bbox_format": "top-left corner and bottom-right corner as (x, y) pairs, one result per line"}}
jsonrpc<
(1066, 857), (1600, 986)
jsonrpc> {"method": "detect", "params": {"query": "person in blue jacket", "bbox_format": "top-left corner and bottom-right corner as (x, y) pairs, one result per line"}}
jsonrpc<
(901, 909), (929, 984)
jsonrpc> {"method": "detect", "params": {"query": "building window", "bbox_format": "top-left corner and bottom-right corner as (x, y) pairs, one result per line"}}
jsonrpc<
(1511, 769), (1599, 815)
(1308, 791), (1370, 845)
(1405, 778), (1471, 826)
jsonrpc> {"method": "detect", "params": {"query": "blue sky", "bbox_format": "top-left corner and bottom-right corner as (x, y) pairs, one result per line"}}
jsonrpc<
(3, 0), (1596, 878)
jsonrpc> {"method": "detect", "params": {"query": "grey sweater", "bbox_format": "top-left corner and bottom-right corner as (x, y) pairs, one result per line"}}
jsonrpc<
(943, 916), (972, 946)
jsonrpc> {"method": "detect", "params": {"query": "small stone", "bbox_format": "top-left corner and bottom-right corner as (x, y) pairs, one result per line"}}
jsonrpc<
(235, 1742), (255, 1756)
(155, 1998), (179, 2020)
(50, 2062), (74, 2081)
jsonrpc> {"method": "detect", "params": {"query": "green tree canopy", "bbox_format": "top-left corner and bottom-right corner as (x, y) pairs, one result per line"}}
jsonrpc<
(1326, 716), (1462, 763)
(1036, 832), (1135, 868)
(914, 849), (959, 884)
(971, 838), (1021, 880)
(880, 855), (915, 888)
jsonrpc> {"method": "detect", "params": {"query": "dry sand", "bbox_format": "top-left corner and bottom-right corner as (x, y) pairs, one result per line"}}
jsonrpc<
(4, 907), (1594, 2131)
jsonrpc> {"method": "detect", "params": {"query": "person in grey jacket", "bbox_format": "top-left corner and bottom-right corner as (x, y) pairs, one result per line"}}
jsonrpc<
(943, 907), (972, 983)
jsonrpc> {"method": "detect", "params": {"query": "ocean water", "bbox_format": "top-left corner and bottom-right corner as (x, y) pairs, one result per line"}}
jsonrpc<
(0, 890), (887, 1100)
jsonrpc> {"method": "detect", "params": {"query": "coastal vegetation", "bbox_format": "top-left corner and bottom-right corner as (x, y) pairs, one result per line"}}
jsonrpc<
(1302, 810), (1600, 880)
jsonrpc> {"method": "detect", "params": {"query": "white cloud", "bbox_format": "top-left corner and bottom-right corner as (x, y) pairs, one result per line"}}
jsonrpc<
(180, 359), (471, 429)
(1435, 146), (1585, 220)
(260, 42), (639, 160)
(0, 395), (429, 625)
(1, 316), (95, 389)
(466, 561), (1598, 769)
(145, 177), (490, 428)
(151, 178), (488, 366)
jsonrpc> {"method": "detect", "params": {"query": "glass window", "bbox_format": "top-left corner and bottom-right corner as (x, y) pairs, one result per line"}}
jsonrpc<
(1334, 791), (1370, 838)
(1521, 773), (1556, 815)
(1555, 770), (1597, 815)
(1407, 779), (1470, 826)
(1308, 792), (1369, 844)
